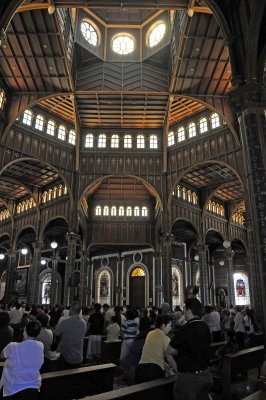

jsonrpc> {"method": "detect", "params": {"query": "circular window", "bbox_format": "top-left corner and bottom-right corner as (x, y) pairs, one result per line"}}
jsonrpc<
(81, 21), (98, 47)
(112, 34), (135, 55)
(147, 22), (166, 48)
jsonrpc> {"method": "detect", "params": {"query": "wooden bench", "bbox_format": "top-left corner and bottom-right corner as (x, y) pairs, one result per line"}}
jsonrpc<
(212, 345), (265, 400)
(242, 390), (266, 400)
(102, 340), (122, 364)
(209, 341), (227, 362)
(40, 363), (116, 400)
(83, 376), (176, 400)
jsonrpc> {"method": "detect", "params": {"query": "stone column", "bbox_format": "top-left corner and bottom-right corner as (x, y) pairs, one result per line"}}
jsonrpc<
(63, 232), (79, 305)
(5, 251), (17, 304)
(28, 242), (42, 304)
(115, 255), (123, 306)
(50, 255), (59, 306)
(160, 233), (174, 308)
(154, 251), (162, 307)
(224, 248), (235, 306)
(198, 243), (209, 305)
(229, 82), (266, 328)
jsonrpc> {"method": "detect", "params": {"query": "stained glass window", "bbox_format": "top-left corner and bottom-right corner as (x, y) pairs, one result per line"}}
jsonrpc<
(97, 270), (111, 305)
(131, 267), (145, 277)
(234, 272), (250, 305)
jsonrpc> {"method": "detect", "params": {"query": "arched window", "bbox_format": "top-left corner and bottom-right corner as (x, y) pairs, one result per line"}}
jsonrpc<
(131, 267), (145, 277)
(103, 206), (109, 216)
(137, 135), (145, 149)
(150, 135), (158, 149)
(177, 127), (185, 142)
(80, 20), (99, 47)
(220, 206), (225, 217)
(95, 205), (101, 216)
(98, 134), (106, 148)
(211, 113), (220, 129)
(124, 135), (132, 148)
(111, 135), (119, 148)
(97, 269), (111, 305)
(234, 272), (250, 305)
(53, 186), (57, 199)
(0, 89), (6, 110)
(0, 271), (7, 301)
(126, 206), (132, 216)
(35, 114), (44, 131)
(47, 120), (55, 136)
(199, 117), (208, 133)
(118, 206), (124, 216)
(147, 22), (166, 48)
(58, 185), (63, 197)
(69, 129), (76, 145)
(134, 206), (140, 217)
(182, 188), (186, 200)
(188, 122), (196, 138)
(112, 34), (135, 55)
(192, 192), (198, 205)
(111, 206), (117, 216)
(207, 200), (212, 211)
(48, 189), (53, 201)
(177, 186), (181, 197)
(42, 192), (47, 204)
(142, 206), (148, 217)
(187, 190), (192, 203)
(168, 131), (175, 146)
(22, 109), (33, 126)
(17, 203), (22, 213)
(63, 185), (68, 195)
(21, 201), (26, 212)
(85, 133), (94, 148)
(212, 202), (216, 213)
(41, 271), (52, 305)
(58, 125), (66, 140)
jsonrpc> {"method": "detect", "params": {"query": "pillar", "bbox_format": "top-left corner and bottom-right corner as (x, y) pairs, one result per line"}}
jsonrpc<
(50, 255), (59, 306)
(160, 232), (174, 308)
(5, 250), (17, 304)
(198, 243), (209, 305)
(28, 241), (42, 304)
(79, 251), (88, 305)
(154, 251), (162, 307)
(63, 232), (79, 305)
(224, 248), (235, 306)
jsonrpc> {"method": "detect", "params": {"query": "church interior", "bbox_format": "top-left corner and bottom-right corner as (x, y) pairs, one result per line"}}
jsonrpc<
(0, 1), (265, 325)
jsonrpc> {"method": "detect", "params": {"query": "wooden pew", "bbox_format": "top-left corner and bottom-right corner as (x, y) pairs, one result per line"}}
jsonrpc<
(83, 376), (176, 400)
(242, 390), (266, 400)
(102, 340), (122, 364)
(40, 363), (116, 400)
(212, 345), (265, 400)
(209, 340), (227, 362)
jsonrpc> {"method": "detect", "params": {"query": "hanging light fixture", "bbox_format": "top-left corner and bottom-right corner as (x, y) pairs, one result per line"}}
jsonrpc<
(21, 248), (28, 255)
(41, 259), (46, 265)
(51, 240), (58, 249)
(219, 260), (225, 266)
(0, 253), (5, 260)
(223, 240), (231, 249)
(194, 254), (199, 261)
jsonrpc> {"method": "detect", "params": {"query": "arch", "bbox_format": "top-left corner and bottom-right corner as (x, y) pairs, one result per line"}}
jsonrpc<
(79, 175), (163, 211)
(126, 262), (149, 307)
(172, 265), (183, 307)
(0, 270), (7, 301)
(13, 225), (37, 250)
(95, 267), (113, 305)
(40, 216), (69, 241)
(171, 218), (200, 243)
(0, 157), (73, 206)
(168, 160), (245, 208)
(39, 269), (62, 305)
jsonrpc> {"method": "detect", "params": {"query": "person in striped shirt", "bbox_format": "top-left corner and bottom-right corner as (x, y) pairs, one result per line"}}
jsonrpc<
(120, 310), (138, 376)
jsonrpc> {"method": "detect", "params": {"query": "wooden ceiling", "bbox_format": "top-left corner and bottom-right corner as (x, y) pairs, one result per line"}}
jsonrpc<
(0, 2), (231, 129)
(181, 163), (243, 203)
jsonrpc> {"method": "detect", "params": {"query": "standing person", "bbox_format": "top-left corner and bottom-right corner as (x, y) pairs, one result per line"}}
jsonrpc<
(0, 320), (44, 399)
(168, 298), (212, 400)
(120, 310), (138, 375)
(0, 313), (13, 353)
(87, 303), (105, 361)
(55, 301), (87, 368)
(234, 306), (246, 349)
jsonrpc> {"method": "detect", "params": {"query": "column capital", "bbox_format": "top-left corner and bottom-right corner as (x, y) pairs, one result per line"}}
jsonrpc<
(32, 241), (44, 251)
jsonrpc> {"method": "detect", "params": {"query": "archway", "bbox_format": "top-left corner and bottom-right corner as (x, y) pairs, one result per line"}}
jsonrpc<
(129, 266), (146, 309)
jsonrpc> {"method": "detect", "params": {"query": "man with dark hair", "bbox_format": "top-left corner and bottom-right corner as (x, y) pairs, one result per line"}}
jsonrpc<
(168, 298), (212, 400)
(55, 301), (87, 368)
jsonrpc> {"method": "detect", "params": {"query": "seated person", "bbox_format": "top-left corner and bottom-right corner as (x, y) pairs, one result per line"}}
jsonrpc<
(0, 320), (44, 399)
(36, 314), (54, 372)
(135, 315), (176, 383)
(0, 312), (13, 353)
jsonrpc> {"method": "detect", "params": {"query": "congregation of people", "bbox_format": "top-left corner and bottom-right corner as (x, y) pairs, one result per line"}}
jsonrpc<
(0, 291), (262, 399)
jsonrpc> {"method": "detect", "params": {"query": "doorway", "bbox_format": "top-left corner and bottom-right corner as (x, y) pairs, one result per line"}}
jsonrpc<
(129, 267), (145, 308)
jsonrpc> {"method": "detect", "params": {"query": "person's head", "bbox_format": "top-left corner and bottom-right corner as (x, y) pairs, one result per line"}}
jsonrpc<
(140, 308), (148, 318)
(155, 315), (172, 334)
(160, 302), (170, 314)
(82, 306), (90, 316)
(0, 312), (10, 328)
(36, 313), (49, 328)
(125, 309), (135, 321)
(103, 303), (109, 312)
(111, 315), (118, 324)
(24, 320), (41, 339)
(70, 301), (81, 315)
(15, 302), (21, 310)
(184, 298), (203, 320)
(185, 285), (194, 299)
(94, 303), (102, 313)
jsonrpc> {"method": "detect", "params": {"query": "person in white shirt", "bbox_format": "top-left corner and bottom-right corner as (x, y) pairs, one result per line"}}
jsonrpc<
(106, 316), (120, 341)
(0, 320), (44, 399)
(234, 307), (246, 349)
